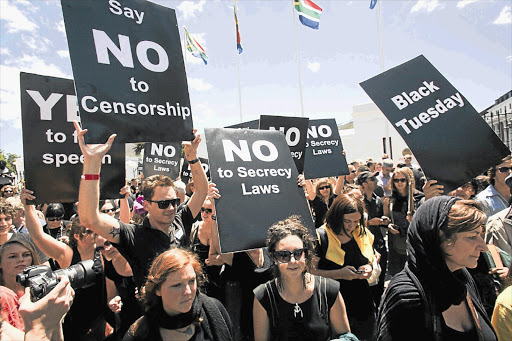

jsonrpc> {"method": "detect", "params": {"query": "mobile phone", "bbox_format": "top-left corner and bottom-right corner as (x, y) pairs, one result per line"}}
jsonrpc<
(354, 270), (364, 274)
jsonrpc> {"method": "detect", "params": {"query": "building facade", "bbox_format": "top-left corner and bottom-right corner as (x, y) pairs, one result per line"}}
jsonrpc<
(480, 90), (512, 151)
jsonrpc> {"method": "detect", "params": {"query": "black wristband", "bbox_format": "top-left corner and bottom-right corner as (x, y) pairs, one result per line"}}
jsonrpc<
(188, 158), (200, 164)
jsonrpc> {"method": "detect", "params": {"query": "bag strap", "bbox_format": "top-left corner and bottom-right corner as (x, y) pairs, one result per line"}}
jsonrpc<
(466, 291), (484, 341)
(488, 244), (504, 269)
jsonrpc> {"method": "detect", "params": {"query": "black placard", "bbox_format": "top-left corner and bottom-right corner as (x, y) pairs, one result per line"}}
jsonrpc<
(20, 72), (125, 204)
(225, 119), (259, 129)
(61, 0), (193, 143)
(205, 128), (314, 253)
(142, 142), (181, 179)
(259, 115), (309, 174)
(180, 157), (210, 184)
(360, 55), (510, 193)
(303, 119), (349, 179)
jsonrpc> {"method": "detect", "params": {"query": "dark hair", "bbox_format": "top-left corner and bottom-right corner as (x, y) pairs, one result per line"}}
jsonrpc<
(141, 248), (204, 313)
(45, 203), (65, 219)
(325, 194), (366, 236)
(266, 216), (315, 270)
(68, 217), (86, 247)
(489, 155), (512, 186)
(141, 174), (174, 201)
(440, 200), (485, 247)
(391, 167), (415, 197)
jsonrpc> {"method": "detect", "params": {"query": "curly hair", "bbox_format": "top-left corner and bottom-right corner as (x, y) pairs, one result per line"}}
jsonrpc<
(141, 248), (204, 313)
(0, 202), (15, 219)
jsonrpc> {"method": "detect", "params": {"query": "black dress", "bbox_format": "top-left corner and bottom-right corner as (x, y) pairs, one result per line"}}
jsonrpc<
(253, 276), (340, 341)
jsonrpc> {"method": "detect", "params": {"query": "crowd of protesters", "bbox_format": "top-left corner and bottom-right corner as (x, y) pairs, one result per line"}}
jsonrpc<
(0, 127), (511, 341)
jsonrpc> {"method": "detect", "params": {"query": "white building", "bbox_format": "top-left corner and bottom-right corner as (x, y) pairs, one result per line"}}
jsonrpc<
(338, 102), (410, 163)
(480, 90), (512, 151)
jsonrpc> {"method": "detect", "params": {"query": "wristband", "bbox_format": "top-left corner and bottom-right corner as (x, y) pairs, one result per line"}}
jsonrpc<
(81, 174), (100, 180)
(188, 158), (200, 165)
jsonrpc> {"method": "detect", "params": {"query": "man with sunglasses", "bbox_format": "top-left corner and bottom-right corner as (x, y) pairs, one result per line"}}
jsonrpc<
(74, 122), (211, 290)
(476, 156), (512, 220)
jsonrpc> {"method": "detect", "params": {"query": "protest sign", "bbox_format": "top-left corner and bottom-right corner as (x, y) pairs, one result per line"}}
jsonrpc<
(226, 119), (259, 129)
(360, 55), (510, 193)
(259, 115), (309, 174)
(20, 72), (125, 204)
(181, 157), (210, 184)
(205, 128), (314, 253)
(142, 142), (181, 179)
(61, 0), (193, 144)
(303, 119), (349, 179)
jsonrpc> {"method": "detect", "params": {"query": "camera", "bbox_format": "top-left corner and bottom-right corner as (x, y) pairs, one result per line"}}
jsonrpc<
(17, 257), (103, 301)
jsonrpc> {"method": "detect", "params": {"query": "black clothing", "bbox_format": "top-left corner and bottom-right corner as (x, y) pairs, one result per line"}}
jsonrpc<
(253, 276), (339, 341)
(63, 247), (107, 341)
(377, 196), (497, 341)
(122, 293), (234, 341)
(309, 195), (337, 228)
(114, 205), (194, 288)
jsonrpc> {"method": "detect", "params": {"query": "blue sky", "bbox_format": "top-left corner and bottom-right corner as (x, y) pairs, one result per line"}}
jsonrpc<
(1, 0), (511, 157)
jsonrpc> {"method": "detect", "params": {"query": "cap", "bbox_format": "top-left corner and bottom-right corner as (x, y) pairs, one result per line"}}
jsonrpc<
(357, 171), (378, 186)
(382, 159), (394, 168)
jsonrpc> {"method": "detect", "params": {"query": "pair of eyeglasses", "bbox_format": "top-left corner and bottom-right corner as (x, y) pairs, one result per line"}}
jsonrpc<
(201, 207), (213, 214)
(274, 248), (307, 264)
(47, 216), (64, 221)
(146, 198), (180, 209)
(498, 166), (512, 173)
(101, 208), (115, 214)
(393, 178), (407, 183)
(318, 186), (330, 190)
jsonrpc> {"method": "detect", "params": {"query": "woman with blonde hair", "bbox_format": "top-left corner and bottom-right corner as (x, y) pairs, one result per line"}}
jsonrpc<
(124, 248), (233, 341)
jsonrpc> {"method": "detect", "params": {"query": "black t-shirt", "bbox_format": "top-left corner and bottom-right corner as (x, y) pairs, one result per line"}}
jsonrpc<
(253, 276), (340, 341)
(115, 205), (194, 288)
(309, 195), (337, 228)
(363, 193), (386, 253)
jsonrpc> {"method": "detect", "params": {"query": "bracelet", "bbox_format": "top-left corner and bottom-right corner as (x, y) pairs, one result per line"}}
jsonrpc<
(81, 174), (100, 180)
(188, 158), (200, 165)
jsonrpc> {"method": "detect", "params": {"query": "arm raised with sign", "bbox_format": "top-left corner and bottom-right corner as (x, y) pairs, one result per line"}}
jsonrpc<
(74, 121), (121, 243)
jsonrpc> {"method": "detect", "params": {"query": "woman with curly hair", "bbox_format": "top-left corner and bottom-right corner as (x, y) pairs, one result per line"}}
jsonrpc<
(123, 248), (234, 341)
(253, 216), (351, 341)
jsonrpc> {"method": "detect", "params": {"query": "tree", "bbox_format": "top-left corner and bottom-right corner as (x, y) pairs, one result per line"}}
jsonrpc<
(0, 149), (19, 173)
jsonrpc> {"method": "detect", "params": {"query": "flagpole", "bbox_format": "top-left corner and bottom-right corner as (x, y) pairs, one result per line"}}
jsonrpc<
(292, 5), (305, 118)
(377, 0), (391, 157)
(235, 1), (243, 122)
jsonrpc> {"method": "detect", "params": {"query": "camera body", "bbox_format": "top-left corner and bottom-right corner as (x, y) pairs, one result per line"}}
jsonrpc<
(17, 257), (103, 301)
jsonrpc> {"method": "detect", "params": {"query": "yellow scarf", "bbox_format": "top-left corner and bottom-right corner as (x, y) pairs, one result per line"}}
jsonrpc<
(317, 224), (375, 267)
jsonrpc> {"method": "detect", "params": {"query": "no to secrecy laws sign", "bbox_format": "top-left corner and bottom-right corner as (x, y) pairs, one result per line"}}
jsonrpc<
(360, 55), (510, 193)
(142, 142), (181, 179)
(205, 128), (314, 253)
(259, 115), (309, 174)
(20, 72), (125, 204)
(303, 119), (349, 180)
(61, 0), (194, 144)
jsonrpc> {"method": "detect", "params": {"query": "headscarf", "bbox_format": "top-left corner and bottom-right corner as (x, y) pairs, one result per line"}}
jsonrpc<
(406, 195), (467, 312)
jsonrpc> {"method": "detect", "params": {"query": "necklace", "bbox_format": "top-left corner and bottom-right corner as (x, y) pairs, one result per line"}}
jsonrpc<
(293, 302), (303, 318)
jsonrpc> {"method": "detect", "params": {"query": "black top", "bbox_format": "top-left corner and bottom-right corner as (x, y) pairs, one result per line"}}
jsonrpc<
(115, 205), (194, 288)
(441, 311), (496, 341)
(309, 195), (337, 228)
(363, 192), (386, 253)
(253, 276), (340, 341)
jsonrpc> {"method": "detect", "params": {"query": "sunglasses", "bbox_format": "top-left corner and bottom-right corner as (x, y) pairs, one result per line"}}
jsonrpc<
(498, 166), (512, 173)
(350, 170), (357, 173)
(274, 248), (307, 264)
(146, 198), (180, 209)
(393, 178), (407, 183)
(404, 157), (412, 160)
(201, 207), (213, 214)
(101, 208), (115, 214)
(3, 190), (13, 193)
(47, 216), (64, 221)
(104, 241), (112, 247)
(84, 229), (95, 235)
(318, 186), (330, 190)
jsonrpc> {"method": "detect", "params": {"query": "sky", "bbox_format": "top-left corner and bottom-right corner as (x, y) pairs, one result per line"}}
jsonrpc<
(1, 0), (511, 158)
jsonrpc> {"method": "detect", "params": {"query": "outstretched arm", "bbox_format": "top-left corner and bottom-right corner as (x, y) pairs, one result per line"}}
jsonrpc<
(183, 130), (209, 218)
(74, 122), (121, 243)
(21, 189), (73, 269)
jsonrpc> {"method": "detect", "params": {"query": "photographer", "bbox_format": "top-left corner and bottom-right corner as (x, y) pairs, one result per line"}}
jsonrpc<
(22, 189), (115, 340)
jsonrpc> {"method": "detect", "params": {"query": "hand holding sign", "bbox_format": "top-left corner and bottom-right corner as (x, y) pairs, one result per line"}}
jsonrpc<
(74, 121), (117, 166)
